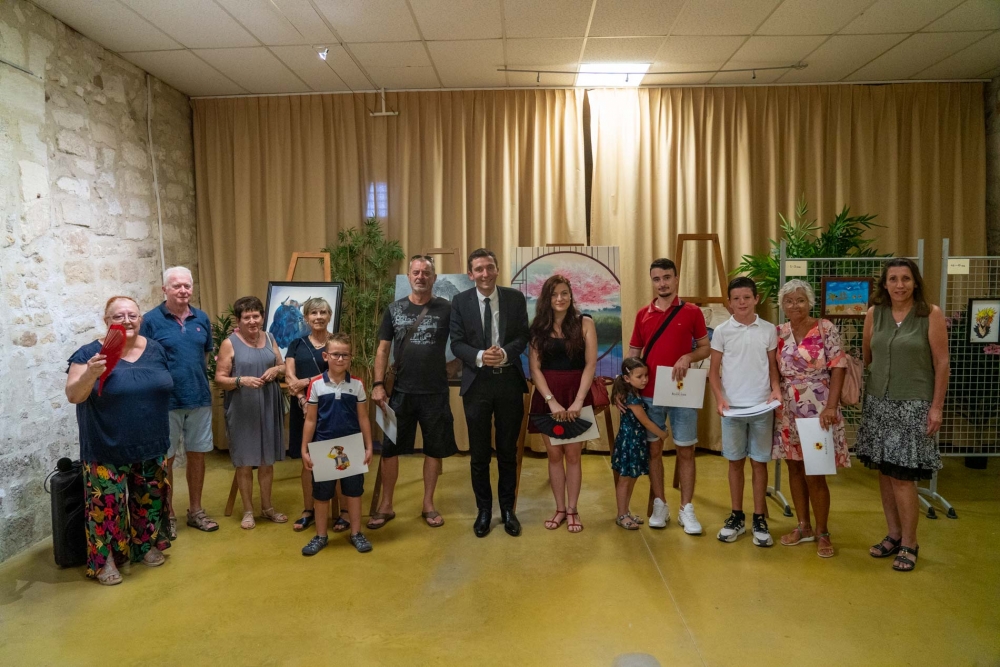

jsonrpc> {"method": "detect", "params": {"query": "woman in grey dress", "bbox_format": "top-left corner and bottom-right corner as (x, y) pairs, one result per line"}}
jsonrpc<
(215, 296), (288, 529)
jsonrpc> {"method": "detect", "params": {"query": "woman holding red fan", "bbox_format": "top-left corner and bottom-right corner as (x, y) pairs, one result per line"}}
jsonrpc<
(65, 296), (174, 585)
(527, 275), (597, 533)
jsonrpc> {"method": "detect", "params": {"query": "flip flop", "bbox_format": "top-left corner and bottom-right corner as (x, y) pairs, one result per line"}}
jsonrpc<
(422, 511), (445, 527)
(366, 511), (395, 530)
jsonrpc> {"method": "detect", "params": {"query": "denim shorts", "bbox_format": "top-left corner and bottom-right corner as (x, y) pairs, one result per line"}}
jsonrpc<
(167, 406), (214, 458)
(641, 398), (699, 446)
(721, 411), (774, 463)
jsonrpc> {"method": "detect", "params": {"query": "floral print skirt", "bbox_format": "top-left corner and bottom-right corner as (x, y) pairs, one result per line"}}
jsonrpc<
(854, 394), (942, 481)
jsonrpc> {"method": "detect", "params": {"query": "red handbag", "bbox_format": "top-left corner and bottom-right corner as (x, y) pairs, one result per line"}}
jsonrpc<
(589, 377), (611, 408)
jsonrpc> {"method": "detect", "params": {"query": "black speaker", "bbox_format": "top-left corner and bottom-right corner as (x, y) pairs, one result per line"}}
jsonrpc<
(45, 458), (87, 568)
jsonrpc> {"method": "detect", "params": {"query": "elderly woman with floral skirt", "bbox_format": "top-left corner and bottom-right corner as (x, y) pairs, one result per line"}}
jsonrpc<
(66, 296), (174, 585)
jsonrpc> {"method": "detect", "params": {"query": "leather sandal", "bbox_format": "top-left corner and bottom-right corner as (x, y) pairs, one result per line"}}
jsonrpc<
(893, 545), (919, 572)
(817, 532), (834, 558)
(421, 511), (445, 527)
(616, 514), (639, 531)
(261, 507), (288, 523)
(869, 534), (901, 558)
(332, 509), (351, 532)
(186, 509), (219, 532)
(97, 564), (123, 586)
(240, 511), (256, 530)
(366, 511), (395, 530)
(293, 509), (315, 532)
(544, 510), (567, 530)
(566, 508), (583, 533)
(143, 547), (165, 567)
(781, 524), (816, 546)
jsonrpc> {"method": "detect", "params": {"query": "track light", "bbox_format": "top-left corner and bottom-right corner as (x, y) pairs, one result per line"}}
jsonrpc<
(319, 47), (329, 61)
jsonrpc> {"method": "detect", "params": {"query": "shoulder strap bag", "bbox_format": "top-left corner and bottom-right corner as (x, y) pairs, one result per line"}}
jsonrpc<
(640, 301), (685, 364)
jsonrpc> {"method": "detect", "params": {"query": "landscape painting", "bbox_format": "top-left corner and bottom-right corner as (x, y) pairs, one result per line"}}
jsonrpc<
(821, 277), (872, 319)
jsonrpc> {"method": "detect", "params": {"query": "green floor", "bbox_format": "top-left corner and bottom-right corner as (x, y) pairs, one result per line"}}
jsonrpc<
(1, 451), (997, 666)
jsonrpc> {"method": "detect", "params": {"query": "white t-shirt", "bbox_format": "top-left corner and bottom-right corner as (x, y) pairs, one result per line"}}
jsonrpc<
(710, 315), (777, 407)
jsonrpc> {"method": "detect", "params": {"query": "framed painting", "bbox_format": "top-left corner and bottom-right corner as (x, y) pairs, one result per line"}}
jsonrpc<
(820, 277), (872, 319)
(967, 298), (1000, 344)
(264, 281), (344, 357)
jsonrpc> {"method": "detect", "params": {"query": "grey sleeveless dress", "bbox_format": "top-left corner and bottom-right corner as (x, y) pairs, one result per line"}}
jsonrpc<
(224, 333), (285, 467)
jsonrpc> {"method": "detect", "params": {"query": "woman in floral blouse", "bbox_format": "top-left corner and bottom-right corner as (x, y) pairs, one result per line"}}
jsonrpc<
(773, 280), (849, 558)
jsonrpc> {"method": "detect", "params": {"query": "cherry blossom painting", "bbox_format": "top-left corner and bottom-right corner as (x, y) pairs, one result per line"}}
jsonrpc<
(511, 246), (622, 378)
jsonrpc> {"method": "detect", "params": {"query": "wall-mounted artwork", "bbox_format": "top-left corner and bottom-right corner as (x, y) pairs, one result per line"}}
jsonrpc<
(511, 246), (622, 379)
(393, 273), (475, 385)
(264, 281), (343, 357)
(820, 277), (872, 319)
(967, 298), (999, 344)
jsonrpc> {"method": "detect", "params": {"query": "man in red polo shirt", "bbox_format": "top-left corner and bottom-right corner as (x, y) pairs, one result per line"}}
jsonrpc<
(628, 258), (710, 534)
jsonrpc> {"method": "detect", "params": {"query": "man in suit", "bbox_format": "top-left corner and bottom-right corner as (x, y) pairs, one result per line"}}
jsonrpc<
(450, 248), (530, 537)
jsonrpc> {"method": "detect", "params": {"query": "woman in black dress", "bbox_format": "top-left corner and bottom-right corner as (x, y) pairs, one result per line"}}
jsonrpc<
(528, 275), (598, 533)
(285, 297), (347, 532)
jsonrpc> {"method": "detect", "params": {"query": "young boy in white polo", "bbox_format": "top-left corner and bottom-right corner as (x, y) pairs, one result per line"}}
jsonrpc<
(709, 276), (780, 547)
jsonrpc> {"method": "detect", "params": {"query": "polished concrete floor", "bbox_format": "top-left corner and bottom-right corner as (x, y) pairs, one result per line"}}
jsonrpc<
(1, 451), (998, 667)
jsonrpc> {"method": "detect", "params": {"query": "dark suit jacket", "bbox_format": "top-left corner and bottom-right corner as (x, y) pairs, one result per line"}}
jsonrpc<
(450, 286), (529, 396)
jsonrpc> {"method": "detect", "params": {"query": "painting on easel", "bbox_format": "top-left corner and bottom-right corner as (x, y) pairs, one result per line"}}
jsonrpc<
(510, 246), (623, 379)
(264, 281), (344, 357)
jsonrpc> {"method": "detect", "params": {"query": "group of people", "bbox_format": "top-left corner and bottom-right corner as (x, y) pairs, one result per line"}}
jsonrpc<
(66, 249), (948, 585)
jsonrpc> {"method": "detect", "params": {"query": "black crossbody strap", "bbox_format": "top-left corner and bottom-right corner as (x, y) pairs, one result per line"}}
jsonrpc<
(641, 300), (685, 364)
(392, 305), (431, 377)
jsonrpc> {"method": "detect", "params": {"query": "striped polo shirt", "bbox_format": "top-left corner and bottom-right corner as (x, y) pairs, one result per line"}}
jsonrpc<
(306, 372), (367, 441)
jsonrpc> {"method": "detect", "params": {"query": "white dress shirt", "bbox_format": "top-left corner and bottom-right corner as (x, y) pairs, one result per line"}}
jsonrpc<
(475, 287), (508, 367)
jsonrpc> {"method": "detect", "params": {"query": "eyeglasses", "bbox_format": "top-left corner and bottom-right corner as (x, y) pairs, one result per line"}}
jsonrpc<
(110, 313), (140, 322)
(327, 352), (351, 360)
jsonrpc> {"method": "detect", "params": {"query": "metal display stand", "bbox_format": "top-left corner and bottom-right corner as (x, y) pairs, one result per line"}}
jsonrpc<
(934, 239), (1000, 519)
(777, 239), (928, 516)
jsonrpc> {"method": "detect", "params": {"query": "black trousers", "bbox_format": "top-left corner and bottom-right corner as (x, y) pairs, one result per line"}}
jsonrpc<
(462, 369), (525, 512)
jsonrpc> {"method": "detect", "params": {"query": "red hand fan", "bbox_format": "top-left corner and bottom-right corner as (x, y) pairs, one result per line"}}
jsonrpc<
(97, 324), (127, 396)
(529, 414), (593, 439)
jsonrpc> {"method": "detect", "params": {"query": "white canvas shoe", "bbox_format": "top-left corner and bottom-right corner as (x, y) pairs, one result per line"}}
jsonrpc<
(649, 498), (670, 529)
(677, 503), (703, 535)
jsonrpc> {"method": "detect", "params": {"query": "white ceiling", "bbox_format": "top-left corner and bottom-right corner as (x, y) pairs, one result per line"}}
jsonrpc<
(32, 0), (1000, 97)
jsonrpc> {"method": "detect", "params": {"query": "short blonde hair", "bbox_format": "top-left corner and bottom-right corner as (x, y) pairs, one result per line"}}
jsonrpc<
(301, 297), (331, 316)
(104, 296), (140, 319)
(778, 279), (815, 308)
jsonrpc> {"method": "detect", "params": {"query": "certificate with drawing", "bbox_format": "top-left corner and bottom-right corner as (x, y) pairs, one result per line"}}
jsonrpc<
(652, 367), (708, 409)
(796, 418), (837, 476)
(309, 433), (369, 482)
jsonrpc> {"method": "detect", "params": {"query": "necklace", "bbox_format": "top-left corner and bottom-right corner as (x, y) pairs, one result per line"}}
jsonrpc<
(243, 329), (261, 346)
(308, 332), (328, 349)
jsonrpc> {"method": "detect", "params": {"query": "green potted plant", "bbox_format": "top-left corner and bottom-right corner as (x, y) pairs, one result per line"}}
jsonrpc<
(208, 306), (235, 450)
(322, 217), (405, 391)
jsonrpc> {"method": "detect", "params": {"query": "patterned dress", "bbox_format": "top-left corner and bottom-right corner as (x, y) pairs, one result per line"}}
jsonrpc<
(772, 320), (850, 468)
(612, 393), (650, 478)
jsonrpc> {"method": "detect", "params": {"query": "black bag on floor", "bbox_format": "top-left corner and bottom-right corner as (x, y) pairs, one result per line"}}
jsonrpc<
(45, 458), (87, 568)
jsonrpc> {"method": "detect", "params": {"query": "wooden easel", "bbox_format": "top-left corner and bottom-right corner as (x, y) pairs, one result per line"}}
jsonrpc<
(368, 247), (457, 517)
(647, 234), (729, 516)
(224, 252), (333, 518)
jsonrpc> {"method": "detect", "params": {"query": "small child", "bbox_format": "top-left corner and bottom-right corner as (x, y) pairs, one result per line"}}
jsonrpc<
(301, 333), (375, 555)
(709, 276), (781, 547)
(611, 357), (669, 530)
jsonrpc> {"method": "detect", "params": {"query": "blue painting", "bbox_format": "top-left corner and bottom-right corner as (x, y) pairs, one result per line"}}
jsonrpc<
(821, 277), (872, 319)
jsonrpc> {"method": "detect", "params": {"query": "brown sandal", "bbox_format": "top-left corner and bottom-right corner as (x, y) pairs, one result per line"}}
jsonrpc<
(544, 510), (567, 530)
(422, 511), (445, 527)
(566, 508), (583, 533)
(366, 511), (395, 530)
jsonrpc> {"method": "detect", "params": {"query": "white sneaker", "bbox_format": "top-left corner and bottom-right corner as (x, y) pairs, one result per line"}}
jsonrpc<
(649, 498), (669, 529)
(677, 503), (703, 535)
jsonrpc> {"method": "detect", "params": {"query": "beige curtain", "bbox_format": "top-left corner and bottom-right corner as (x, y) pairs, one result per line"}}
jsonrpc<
(589, 83), (986, 450)
(193, 90), (586, 452)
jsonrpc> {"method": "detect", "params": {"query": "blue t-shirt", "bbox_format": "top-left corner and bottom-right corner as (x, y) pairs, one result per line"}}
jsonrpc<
(306, 372), (367, 442)
(140, 303), (213, 410)
(68, 339), (173, 465)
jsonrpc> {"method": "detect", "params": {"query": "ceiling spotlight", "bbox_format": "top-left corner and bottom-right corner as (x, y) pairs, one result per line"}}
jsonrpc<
(318, 47), (329, 61)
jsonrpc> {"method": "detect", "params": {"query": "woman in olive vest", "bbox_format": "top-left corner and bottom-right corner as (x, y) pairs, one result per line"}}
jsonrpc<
(856, 258), (949, 572)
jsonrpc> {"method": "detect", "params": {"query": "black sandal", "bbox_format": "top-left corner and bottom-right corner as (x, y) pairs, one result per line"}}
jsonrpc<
(893, 545), (919, 572)
(869, 535), (901, 558)
(292, 509), (314, 532)
(332, 509), (351, 533)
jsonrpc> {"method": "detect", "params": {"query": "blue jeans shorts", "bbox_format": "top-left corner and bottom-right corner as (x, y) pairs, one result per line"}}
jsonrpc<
(167, 407), (214, 458)
(641, 398), (699, 446)
(721, 411), (774, 463)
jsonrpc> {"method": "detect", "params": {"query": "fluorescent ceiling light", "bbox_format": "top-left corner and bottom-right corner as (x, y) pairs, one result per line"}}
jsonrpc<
(575, 63), (650, 87)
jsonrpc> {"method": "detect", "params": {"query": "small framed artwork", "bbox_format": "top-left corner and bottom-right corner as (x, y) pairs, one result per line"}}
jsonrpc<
(967, 298), (1000, 344)
(820, 277), (873, 319)
(264, 281), (344, 357)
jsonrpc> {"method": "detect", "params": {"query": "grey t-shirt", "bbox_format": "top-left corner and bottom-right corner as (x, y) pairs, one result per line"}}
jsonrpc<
(378, 296), (451, 394)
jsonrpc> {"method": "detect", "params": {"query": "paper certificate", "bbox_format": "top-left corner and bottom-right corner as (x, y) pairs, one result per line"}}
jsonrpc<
(376, 404), (397, 443)
(652, 367), (708, 409)
(309, 433), (369, 482)
(722, 400), (782, 418)
(796, 418), (837, 476)
(546, 405), (602, 446)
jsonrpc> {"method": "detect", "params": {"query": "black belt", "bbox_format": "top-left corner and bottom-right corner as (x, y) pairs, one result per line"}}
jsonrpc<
(485, 365), (514, 374)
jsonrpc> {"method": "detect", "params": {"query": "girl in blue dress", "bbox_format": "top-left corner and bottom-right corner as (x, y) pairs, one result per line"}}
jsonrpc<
(611, 357), (669, 530)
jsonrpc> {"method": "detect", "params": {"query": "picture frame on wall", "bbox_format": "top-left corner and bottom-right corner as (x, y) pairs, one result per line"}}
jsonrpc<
(264, 281), (344, 357)
(967, 298), (1000, 344)
(820, 277), (873, 319)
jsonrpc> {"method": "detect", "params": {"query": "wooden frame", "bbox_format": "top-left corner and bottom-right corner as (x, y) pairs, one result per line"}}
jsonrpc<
(675, 233), (730, 310)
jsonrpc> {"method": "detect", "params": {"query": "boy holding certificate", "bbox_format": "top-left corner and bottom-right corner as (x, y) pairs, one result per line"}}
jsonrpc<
(709, 277), (780, 547)
(301, 333), (375, 555)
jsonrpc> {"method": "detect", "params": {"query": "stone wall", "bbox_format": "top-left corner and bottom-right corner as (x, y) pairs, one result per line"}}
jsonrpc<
(987, 76), (999, 256)
(0, 0), (197, 562)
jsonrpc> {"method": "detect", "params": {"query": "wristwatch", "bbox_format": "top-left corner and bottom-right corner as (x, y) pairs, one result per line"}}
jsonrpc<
(544, 394), (554, 401)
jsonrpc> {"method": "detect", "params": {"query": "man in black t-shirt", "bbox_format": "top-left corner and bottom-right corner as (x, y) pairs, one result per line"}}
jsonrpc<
(369, 255), (458, 529)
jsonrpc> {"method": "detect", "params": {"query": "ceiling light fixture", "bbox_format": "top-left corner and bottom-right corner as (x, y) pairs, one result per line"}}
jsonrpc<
(318, 47), (329, 61)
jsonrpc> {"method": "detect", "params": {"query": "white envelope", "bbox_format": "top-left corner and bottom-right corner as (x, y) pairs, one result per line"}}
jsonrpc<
(652, 367), (708, 409)
(796, 417), (837, 476)
(544, 405), (602, 446)
(376, 404), (397, 443)
(723, 400), (781, 418)
(309, 433), (369, 482)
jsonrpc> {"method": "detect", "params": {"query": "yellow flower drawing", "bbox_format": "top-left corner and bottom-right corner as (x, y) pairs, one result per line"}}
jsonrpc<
(814, 442), (824, 451)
